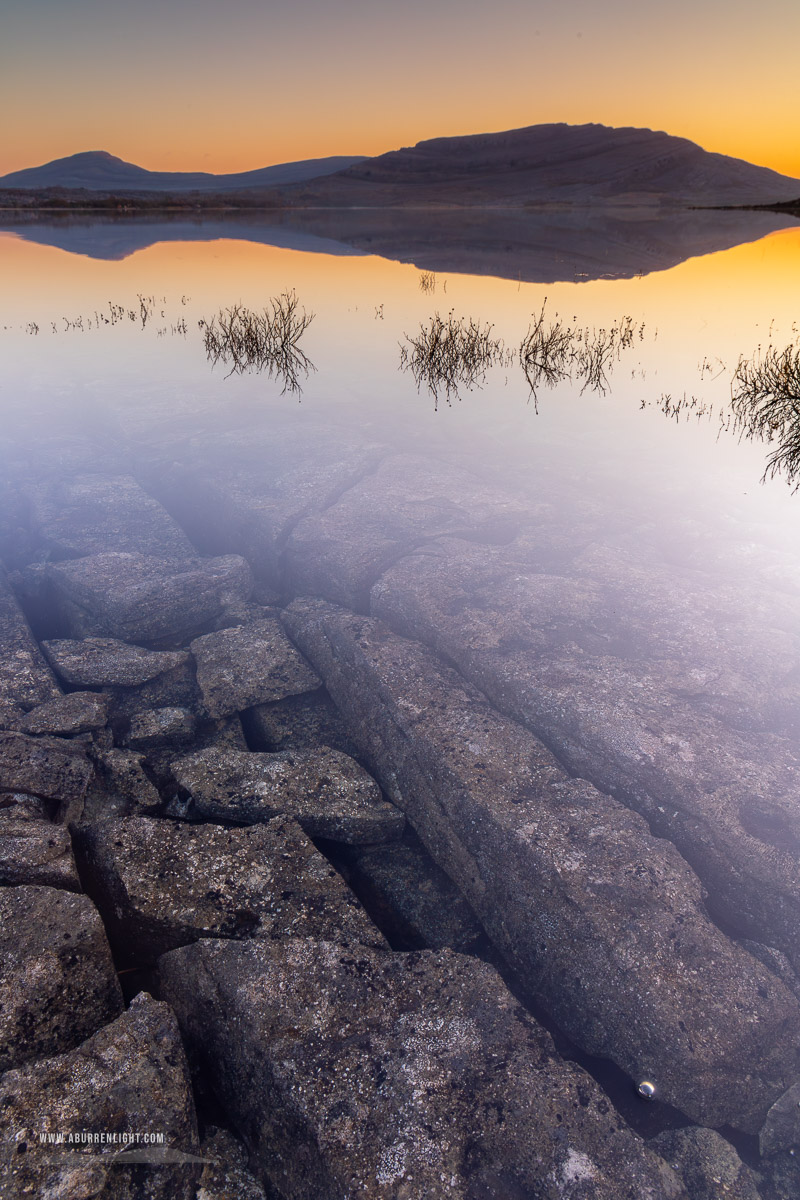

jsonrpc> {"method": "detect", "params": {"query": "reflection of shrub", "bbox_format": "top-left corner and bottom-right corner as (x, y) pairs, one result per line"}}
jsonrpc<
(199, 291), (315, 395)
(519, 302), (641, 399)
(518, 304), (574, 396)
(401, 301), (643, 406)
(399, 310), (507, 405)
(732, 342), (800, 487)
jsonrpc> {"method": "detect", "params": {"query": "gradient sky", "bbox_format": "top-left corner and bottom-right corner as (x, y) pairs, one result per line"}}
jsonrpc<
(2, 0), (798, 179)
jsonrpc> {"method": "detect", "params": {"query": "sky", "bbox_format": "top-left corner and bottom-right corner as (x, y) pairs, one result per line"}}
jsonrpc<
(1, 0), (798, 179)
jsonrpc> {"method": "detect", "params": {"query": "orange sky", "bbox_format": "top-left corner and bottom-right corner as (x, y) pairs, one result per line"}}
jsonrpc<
(2, 0), (798, 180)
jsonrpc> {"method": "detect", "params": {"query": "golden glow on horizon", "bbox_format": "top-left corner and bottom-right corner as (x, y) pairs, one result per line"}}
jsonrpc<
(2, 107), (799, 183)
(1, 0), (799, 181)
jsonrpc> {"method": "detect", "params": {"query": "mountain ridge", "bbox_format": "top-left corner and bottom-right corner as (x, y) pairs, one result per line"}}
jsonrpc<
(0, 150), (368, 193)
(2, 124), (798, 208)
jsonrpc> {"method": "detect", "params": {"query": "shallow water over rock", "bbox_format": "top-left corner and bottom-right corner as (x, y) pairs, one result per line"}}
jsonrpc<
(1, 212), (799, 1196)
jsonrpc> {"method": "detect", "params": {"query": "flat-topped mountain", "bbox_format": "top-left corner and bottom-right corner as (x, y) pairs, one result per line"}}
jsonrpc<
(287, 123), (800, 207)
(0, 149), (367, 193)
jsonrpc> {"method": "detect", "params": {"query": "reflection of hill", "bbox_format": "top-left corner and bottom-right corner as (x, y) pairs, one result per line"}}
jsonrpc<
(0, 214), (366, 262)
(269, 208), (798, 282)
(2, 207), (796, 283)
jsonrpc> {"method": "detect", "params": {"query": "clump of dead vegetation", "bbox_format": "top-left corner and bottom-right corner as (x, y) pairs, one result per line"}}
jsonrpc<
(519, 303), (643, 399)
(399, 310), (510, 405)
(199, 291), (315, 395)
(731, 340), (800, 487)
(401, 300), (643, 405)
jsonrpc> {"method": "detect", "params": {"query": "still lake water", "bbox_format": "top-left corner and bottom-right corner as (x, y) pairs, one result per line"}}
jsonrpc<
(3, 208), (800, 1160)
(2, 209), (799, 591)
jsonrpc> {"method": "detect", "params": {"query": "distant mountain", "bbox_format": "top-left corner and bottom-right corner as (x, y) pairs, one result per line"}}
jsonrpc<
(280, 123), (800, 208)
(0, 150), (368, 193)
(2, 126), (798, 208)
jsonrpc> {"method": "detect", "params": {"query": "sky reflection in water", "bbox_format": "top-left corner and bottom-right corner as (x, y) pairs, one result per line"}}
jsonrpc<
(1, 214), (799, 594)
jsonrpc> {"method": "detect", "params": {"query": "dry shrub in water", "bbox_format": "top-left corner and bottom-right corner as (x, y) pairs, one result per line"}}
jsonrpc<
(399, 310), (508, 405)
(519, 303), (642, 399)
(200, 291), (315, 395)
(731, 341), (800, 487)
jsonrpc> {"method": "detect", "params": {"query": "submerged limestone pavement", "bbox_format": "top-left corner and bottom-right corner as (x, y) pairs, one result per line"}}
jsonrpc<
(1, 414), (800, 1198)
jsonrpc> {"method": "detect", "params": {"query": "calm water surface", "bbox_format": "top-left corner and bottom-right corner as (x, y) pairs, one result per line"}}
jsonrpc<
(3, 210), (800, 1139)
(2, 211), (799, 586)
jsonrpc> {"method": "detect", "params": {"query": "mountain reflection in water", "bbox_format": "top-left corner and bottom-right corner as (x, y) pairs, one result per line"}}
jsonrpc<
(1, 205), (796, 282)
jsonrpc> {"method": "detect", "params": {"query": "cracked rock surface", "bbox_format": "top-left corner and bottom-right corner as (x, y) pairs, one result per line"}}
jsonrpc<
(159, 937), (686, 1200)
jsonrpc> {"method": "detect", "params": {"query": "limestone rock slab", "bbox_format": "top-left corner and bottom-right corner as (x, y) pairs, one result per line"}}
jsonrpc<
(246, 687), (360, 758)
(760, 1081), (800, 1158)
(18, 692), (110, 736)
(0, 731), (92, 810)
(83, 748), (163, 822)
(158, 938), (685, 1200)
(0, 886), (123, 1072)
(0, 803), (80, 890)
(26, 472), (197, 561)
(0, 566), (61, 710)
(124, 707), (196, 751)
(371, 539), (800, 968)
(284, 453), (528, 609)
(0, 992), (199, 1200)
(74, 814), (385, 963)
(190, 615), (320, 718)
(42, 637), (190, 688)
(346, 840), (484, 952)
(649, 1128), (761, 1200)
(171, 746), (404, 844)
(139, 420), (384, 582)
(194, 1127), (269, 1200)
(45, 553), (253, 646)
(282, 598), (800, 1132)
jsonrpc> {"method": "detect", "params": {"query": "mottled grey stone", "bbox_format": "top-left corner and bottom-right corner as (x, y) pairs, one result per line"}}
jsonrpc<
(138, 420), (384, 583)
(74, 815), (385, 963)
(104, 659), (202, 721)
(145, 715), (247, 799)
(741, 939), (800, 1005)
(0, 803), (80, 890)
(0, 731), (92, 811)
(0, 886), (123, 1072)
(82, 748), (163, 822)
(371, 538), (800, 969)
(758, 1149), (800, 1200)
(190, 615), (320, 718)
(171, 746), (404, 845)
(42, 637), (190, 687)
(649, 1128), (761, 1200)
(45, 553), (253, 646)
(194, 1127), (269, 1200)
(346, 840), (484, 951)
(18, 692), (110, 736)
(0, 566), (61, 710)
(25, 473), (197, 561)
(760, 1082), (800, 1158)
(245, 687), (360, 758)
(282, 599), (800, 1132)
(568, 542), (800, 736)
(124, 707), (196, 751)
(0, 698), (24, 730)
(158, 938), (685, 1200)
(0, 992), (200, 1200)
(284, 453), (528, 608)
